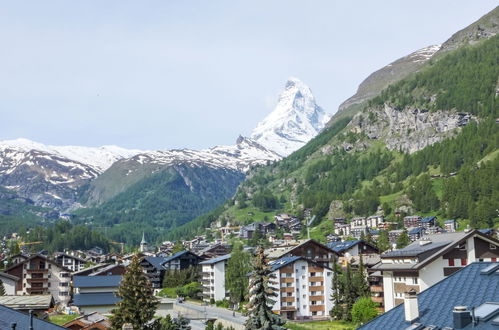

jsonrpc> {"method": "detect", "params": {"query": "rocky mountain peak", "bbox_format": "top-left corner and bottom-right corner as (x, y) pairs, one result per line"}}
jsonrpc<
(251, 77), (330, 156)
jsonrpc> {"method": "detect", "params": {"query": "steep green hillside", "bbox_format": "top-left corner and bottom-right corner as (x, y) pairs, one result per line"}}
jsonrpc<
(74, 164), (244, 244)
(171, 33), (499, 240)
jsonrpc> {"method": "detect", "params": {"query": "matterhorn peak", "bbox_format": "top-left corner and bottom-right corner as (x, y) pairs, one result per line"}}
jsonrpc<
(250, 77), (330, 156)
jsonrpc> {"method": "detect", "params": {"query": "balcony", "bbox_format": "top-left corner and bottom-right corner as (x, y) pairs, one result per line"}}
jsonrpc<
(309, 286), (324, 291)
(309, 296), (324, 302)
(26, 287), (49, 293)
(26, 278), (48, 283)
(281, 278), (295, 283)
(280, 287), (294, 293)
(370, 286), (383, 293)
(26, 268), (48, 273)
(371, 296), (384, 304)
(280, 306), (296, 311)
(308, 276), (323, 282)
(309, 305), (325, 312)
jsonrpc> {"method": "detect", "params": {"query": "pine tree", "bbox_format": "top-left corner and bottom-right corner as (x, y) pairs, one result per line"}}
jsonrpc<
(110, 254), (158, 329)
(0, 278), (5, 296)
(329, 255), (343, 320)
(226, 242), (251, 306)
(341, 263), (355, 322)
(352, 255), (370, 298)
(376, 230), (391, 252)
(396, 230), (411, 249)
(245, 247), (285, 330)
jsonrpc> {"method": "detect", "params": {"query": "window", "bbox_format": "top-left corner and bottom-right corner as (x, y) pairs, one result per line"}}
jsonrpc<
(448, 259), (455, 267)
(60, 291), (69, 296)
(327, 272), (332, 276)
(412, 277), (418, 285)
(60, 282), (69, 287)
(302, 266), (305, 270)
(461, 258), (467, 266)
(490, 244), (497, 250)
(457, 243), (466, 250)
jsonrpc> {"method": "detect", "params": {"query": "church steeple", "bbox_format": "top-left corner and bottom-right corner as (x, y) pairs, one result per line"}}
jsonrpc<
(140, 232), (148, 252)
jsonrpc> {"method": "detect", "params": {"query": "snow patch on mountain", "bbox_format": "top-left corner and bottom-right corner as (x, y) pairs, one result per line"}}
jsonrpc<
(127, 136), (280, 173)
(0, 138), (143, 173)
(251, 77), (330, 156)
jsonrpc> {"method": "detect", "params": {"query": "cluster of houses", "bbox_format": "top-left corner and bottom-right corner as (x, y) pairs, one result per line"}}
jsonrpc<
(1, 212), (499, 328)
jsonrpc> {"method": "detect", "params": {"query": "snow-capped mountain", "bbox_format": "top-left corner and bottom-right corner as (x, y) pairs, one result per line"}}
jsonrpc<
(0, 138), (144, 210)
(0, 138), (143, 173)
(251, 77), (330, 156)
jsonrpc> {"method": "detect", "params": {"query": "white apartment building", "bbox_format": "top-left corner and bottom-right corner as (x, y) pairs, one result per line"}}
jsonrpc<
(373, 230), (499, 311)
(200, 254), (230, 302)
(268, 256), (333, 320)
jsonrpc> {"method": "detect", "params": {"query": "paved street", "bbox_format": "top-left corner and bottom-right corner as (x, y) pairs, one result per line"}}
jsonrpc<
(174, 301), (247, 329)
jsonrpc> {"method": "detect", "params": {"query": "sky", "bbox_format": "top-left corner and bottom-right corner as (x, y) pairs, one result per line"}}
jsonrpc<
(1, 1), (497, 150)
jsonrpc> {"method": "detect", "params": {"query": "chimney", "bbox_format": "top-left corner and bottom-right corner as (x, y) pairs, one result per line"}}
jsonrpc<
(404, 289), (419, 322)
(453, 306), (472, 329)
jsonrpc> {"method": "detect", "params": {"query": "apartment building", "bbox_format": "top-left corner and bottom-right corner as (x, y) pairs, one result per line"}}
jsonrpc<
(199, 254), (230, 302)
(54, 253), (87, 272)
(373, 230), (499, 311)
(4, 254), (72, 305)
(269, 256), (333, 320)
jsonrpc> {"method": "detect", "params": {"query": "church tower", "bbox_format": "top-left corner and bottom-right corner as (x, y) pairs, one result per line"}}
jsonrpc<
(139, 232), (148, 252)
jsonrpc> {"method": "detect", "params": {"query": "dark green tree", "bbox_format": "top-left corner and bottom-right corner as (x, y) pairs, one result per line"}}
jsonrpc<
(352, 256), (370, 298)
(396, 230), (411, 249)
(245, 247), (285, 330)
(330, 256), (343, 320)
(376, 230), (390, 252)
(351, 297), (379, 325)
(225, 242), (251, 306)
(110, 254), (158, 329)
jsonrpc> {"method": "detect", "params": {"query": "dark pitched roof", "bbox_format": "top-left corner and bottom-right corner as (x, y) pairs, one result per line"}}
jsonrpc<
(199, 254), (231, 265)
(421, 216), (437, 223)
(408, 227), (425, 235)
(268, 256), (332, 272)
(5, 254), (72, 273)
(269, 256), (301, 272)
(143, 256), (169, 270)
(381, 241), (451, 258)
(161, 250), (200, 266)
(73, 275), (122, 288)
(360, 262), (499, 329)
(0, 304), (65, 329)
(73, 292), (120, 307)
(0, 271), (19, 281)
(327, 240), (362, 253)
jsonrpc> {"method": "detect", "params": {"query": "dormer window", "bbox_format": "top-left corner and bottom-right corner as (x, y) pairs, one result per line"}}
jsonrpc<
(490, 244), (497, 250)
(456, 243), (466, 250)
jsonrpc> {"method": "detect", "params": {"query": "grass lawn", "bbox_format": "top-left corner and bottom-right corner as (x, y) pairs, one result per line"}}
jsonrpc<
(47, 314), (79, 325)
(285, 320), (356, 330)
(157, 287), (178, 298)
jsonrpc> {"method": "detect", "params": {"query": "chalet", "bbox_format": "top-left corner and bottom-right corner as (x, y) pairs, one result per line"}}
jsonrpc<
(4, 254), (72, 305)
(140, 251), (202, 288)
(73, 275), (121, 314)
(197, 243), (231, 259)
(360, 262), (499, 329)
(239, 222), (276, 239)
(161, 250), (202, 271)
(372, 230), (499, 311)
(420, 216), (437, 229)
(269, 256), (333, 320)
(266, 239), (339, 268)
(326, 240), (379, 257)
(444, 219), (457, 232)
(407, 227), (425, 241)
(140, 257), (169, 289)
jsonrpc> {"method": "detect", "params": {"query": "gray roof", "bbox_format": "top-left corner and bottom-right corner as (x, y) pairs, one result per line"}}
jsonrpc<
(199, 254), (231, 265)
(269, 256), (302, 272)
(0, 295), (53, 309)
(360, 262), (499, 329)
(0, 271), (19, 281)
(73, 275), (122, 288)
(73, 292), (120, 307)
(143, 256), (169, 269)
(0, 305), (64, 329)
(374, 231), (494, 271)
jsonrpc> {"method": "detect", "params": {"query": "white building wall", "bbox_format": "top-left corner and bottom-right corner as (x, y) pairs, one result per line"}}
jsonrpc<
(270, 270), (281, 312)
(383, 271), (395, 311)
(323, 267), (334, 314)
(213, 261), (226, 301)
(50, 265), (71, 305)
(295, 260), (308, 317)
(0, 275), (17, 295)
(466, 236), (477, 263)
(419, 256), (444, 291)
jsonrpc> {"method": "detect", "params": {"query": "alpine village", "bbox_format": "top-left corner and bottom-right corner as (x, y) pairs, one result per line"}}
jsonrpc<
(1, 5), (499, 330)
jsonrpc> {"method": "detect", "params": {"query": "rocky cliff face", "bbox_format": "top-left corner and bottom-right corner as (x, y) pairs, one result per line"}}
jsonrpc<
(347, 105), (473, 153)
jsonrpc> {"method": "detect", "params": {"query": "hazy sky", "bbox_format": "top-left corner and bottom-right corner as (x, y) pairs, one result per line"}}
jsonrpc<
(1, 1), (497, 150)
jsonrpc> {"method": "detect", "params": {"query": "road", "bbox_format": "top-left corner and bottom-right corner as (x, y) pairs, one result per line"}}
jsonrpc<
(173, 301), (247, 330)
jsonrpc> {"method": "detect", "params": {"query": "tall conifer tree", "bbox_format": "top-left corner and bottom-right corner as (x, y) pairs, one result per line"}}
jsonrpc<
(245, 247), (285, 330)
(110, 254), (158, 329)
